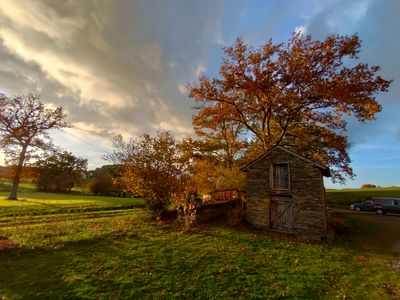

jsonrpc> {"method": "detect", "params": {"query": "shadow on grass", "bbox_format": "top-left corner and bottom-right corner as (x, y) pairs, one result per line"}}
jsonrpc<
(0, 218), (399, 299)
(0, 237), (128, 299)
(330, 211), (400, 257)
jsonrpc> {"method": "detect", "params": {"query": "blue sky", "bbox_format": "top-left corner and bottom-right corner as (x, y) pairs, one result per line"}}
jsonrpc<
(0, 0), (399, 188)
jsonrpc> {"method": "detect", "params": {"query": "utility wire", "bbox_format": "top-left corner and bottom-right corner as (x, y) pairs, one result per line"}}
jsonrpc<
(57, 128), (110, 154)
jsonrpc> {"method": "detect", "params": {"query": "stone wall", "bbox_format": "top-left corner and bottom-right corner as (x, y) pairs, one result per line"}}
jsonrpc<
(196, 198), (243, 222)
(244, 147), (327, 240)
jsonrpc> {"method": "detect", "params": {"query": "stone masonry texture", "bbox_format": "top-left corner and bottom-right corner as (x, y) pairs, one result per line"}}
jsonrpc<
(243, 147), (328, 240)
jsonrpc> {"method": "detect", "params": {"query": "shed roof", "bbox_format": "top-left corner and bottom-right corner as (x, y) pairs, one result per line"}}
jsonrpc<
(240, 145), (331, 177)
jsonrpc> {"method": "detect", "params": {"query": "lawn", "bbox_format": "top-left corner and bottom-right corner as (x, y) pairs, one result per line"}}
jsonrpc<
(326, 186), (400, 208)
(0, 184), (399, 298)
(0, 180), (145, 218)
(0, 211), (399, 299)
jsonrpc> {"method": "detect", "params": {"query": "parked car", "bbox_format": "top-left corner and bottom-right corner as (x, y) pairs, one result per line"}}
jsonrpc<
(350, 199), (376, 212)
(350, 197), (400, 215)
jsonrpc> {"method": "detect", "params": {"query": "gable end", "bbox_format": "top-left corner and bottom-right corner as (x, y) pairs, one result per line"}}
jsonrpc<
(240, 146), (330, 177)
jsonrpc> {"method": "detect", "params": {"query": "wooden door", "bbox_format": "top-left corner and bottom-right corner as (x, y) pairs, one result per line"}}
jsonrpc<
(270, 198), (294, 232)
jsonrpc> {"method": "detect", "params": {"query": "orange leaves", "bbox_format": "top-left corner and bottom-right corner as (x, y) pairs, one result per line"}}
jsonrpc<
(108, 131), (193, 214)
(188, 33), (391, 183)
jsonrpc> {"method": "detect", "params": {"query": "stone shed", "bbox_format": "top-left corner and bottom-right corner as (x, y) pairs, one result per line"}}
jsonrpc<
(241, 146), (331, 240)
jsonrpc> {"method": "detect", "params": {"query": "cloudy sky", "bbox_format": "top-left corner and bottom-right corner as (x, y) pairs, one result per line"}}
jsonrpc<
(0, 0), (399, 188)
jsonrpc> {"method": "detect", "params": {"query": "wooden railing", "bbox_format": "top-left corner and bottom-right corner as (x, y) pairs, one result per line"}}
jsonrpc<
(211, 189), (245, 202)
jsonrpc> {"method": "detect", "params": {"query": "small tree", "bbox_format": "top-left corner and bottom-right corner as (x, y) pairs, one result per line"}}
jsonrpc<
(35, 150), (87, 192)
(88, 165), (123, 195)
(89, 175), (114, 195)
(107, 131), (190, 218)
(0, 94), (68, 199)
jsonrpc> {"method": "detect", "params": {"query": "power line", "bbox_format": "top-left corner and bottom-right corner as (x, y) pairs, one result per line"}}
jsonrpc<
(57, 128), (110, 154)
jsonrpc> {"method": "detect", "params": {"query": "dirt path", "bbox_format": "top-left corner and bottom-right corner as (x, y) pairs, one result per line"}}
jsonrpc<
(341, 210), (400, 256)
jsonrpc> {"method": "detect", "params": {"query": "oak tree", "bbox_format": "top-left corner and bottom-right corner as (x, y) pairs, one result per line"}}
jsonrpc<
(35, 150), (87, 192)
(0, 94), (68, 199)
(178, 137), (246, 195)
(192, 105), (246, 169)
(188, 34), (391, 182)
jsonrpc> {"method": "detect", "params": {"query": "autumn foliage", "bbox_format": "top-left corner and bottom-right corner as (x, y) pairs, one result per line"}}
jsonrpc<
(360, 184), (377, 189)
(188, 34), (391, 183)
(107, 131), (191, 217)
(0, 165), (36, 181)
(178, 138), (246, 195)
(0, 94), (68, 199)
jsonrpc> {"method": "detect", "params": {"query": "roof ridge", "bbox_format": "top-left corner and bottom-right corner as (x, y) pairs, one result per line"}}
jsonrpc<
(240, 145), (330, 177)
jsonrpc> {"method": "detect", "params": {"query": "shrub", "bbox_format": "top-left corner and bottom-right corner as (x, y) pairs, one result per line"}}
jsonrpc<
(107, 131), (190, 218)
(89, 175), (114, 195)
(361, 184), (377, 189)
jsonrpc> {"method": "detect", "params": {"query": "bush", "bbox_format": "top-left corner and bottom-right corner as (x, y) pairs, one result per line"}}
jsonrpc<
(107, 131), (190, 218)
(90, 175), (114, 195)
(361, 184), (377, 189)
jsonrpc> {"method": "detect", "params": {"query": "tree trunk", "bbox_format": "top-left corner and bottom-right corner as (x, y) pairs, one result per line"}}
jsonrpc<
(8, 145), (28, 200)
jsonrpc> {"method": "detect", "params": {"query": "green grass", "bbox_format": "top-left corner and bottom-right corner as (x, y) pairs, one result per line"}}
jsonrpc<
(329, 211), (380, 239)
(327, 187), (400, 208)
(0, 182), (398, 298)
(0, 180), (145, 218)
(0, 212), (399, 299)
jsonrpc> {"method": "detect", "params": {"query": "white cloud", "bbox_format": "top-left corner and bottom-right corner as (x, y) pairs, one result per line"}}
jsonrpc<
(294, 25), (306, 35)
(0, 27), (129, 107)
(195, 64), (207, 77)
(0, 0), (85, 44)
(0, 1), (234, 147)
(178, 83), (186, 94)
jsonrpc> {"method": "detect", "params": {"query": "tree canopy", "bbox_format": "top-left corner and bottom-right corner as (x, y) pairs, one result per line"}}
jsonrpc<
(188, 34), (391, 182)
(0, 94), (68, 199)
(35, 150), (87, 192)
(107, 131), (191, 217)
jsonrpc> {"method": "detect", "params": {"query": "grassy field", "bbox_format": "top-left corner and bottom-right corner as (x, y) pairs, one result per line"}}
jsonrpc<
(0, 212), (399, 299)
(326, 187), (400, 208)
(0, 184), (399, 298)
(0, 180), (145, 219)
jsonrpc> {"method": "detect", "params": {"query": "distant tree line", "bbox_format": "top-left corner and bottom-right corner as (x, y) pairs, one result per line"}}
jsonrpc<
(360, 184), (377, 189)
